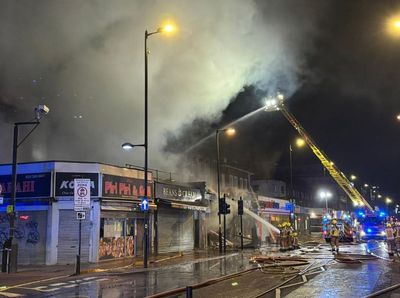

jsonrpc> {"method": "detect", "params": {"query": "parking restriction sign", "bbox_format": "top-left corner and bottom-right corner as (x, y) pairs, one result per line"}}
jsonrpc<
(74, 178), (91, 211)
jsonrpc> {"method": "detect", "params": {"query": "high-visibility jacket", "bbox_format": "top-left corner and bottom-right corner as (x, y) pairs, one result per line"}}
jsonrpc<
(330, 225), (340, 237)
(386, 227), (395, 240)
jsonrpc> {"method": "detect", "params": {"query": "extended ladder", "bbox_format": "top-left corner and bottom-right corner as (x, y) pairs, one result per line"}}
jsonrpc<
(278, 103), (373, 211)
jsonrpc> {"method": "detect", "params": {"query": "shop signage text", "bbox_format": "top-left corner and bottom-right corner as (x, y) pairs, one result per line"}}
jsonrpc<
(102, 174), (152, 199)
(55, 172), (99, 196)
(0, 173), (51, 198)
(155, 183), (202, 202)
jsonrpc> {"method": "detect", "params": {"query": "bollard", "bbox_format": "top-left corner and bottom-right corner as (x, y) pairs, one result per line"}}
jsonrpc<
(75, 254), (81, 275)
(1, 248), (9, 273)
(9, 243), (18, 273)
(186, 286), (193, 298)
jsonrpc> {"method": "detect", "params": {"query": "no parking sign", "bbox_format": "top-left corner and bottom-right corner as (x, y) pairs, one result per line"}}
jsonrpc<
(74, 178), (91, 211)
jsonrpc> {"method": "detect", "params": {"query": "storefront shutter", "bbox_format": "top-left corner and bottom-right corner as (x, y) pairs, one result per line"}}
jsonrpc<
(57, 210), (90, 264)
(158, 207), (194, 253)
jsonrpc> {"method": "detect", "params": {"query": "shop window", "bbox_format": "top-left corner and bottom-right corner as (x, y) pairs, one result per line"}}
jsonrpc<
(239, 178), (243, 189)
(234, 176), (238, 188)
(99, 218), (135, 260)
(244, 179), (248, 190)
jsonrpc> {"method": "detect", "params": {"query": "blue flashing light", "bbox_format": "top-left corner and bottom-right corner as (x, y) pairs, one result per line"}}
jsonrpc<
(379, 212), (385, 217)
(367, 228), (372, 233)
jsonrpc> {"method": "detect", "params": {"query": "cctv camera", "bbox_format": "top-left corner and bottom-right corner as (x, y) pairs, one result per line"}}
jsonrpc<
(35, 104), (50, 120)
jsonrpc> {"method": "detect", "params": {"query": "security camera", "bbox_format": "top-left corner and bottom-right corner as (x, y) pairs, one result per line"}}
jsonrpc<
(35, 104), (50, 120)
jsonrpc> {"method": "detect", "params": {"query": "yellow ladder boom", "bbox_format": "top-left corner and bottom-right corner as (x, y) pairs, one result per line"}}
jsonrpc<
(279, 104), (373, 211)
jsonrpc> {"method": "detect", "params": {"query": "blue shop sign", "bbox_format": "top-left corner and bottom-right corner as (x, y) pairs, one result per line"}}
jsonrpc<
(0, 172), (52, 198)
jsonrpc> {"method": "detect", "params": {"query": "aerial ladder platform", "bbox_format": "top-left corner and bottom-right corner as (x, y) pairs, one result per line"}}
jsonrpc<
(265, 94), (373, 211)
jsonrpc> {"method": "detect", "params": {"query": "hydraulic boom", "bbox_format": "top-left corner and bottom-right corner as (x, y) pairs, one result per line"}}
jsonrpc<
(265, 95), (373, 211)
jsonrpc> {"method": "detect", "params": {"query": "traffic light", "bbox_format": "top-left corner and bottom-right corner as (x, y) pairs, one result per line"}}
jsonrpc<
(219, 198), (224, 215)
(225, 202), (231, 214)
(238, 199), (244, 215)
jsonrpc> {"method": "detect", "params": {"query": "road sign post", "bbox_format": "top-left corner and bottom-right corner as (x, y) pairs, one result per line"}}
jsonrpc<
(74, 179), (90, 275)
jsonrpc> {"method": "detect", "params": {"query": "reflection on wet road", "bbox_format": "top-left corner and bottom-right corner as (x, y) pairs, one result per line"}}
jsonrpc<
(6, 241), (400, 298)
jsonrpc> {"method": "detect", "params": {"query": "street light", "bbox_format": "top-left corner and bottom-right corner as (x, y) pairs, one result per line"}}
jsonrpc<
(386, 15), (400, 38)
(3, 104), (49, 274)
(319, 190), (332, 210)
(350, 175), (357, 181)
(216, 127), (235, 254)
(396, 114), (400, 121)
(289, 138), (305, 225)
(386, 197), (393, 215)
(142, 22), (175, 268)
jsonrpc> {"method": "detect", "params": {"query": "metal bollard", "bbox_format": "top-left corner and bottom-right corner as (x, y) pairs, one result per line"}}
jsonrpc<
(186, 286), (193, 298)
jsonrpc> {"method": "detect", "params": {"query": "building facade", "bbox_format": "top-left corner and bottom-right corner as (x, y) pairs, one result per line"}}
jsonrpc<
(0, 161), (156, 265)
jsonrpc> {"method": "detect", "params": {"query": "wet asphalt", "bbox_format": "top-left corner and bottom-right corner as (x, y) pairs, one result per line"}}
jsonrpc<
(1, 241), (400, 298)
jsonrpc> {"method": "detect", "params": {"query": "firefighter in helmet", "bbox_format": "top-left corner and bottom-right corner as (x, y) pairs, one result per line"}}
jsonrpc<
(330, 219), (340, 253)
(386, 223), (395, 256)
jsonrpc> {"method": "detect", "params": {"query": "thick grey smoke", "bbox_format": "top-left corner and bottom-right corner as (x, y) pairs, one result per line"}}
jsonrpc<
(0, 0), (328, 169)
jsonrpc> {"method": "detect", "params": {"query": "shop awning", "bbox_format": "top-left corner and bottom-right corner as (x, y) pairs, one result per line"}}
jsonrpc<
(159, 199), (210, 213)
(100, 199), (157, 211)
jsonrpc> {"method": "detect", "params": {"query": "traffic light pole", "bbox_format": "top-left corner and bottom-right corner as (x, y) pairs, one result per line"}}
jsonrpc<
(223, 194), (227, 253)
(239, 197), (244, 251)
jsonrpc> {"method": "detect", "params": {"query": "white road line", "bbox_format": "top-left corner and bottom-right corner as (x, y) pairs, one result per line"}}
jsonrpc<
(0, 292), (22, 297)
(49, 282), (67, 287)
(83, 277), (97, 281)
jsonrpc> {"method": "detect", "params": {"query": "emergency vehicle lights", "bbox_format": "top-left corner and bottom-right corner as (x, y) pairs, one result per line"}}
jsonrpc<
(379, 212), (386, 217)
(367, 228), (372, 233)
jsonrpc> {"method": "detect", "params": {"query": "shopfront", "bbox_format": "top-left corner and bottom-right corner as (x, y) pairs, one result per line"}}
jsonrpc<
(155, 182), (209, 253)
(0, 170), (52, 265)
(99, 173), (154, 260)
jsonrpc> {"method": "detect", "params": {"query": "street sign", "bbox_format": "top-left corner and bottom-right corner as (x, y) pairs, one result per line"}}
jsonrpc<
(141, 197), (149, 211)
(77, 211), (86, 220)
(74, 179), (91, 211)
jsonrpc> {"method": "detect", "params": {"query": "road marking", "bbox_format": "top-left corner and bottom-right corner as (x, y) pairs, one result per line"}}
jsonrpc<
(0, 292), (22, 297)
(49, 282), (67, 287)
(0, 275), (70, 292)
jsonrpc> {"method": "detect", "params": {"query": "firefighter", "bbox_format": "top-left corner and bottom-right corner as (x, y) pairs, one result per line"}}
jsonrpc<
(291, 231), (300, 249)
(386, 223), (395, 256)
(278, 223), (284, 249)
(330, 219), (340, 253)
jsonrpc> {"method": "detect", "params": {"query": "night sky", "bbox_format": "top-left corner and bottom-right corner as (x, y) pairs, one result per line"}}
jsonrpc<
(0, 1), (399, 201)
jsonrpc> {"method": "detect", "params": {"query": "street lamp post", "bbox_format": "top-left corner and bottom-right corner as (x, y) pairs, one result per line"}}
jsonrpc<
(216, 128), (235, 254)
(2, 105), (49, 274)
(142, 24), (173, 268)
(289, 138), (305, 227)
(386, 197), (392, 215)
(319, 190), (332, 211)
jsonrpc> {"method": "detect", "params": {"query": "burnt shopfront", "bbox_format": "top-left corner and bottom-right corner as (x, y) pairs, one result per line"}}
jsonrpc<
(155, 182), (209, 253)
(100, 173), (154, 260)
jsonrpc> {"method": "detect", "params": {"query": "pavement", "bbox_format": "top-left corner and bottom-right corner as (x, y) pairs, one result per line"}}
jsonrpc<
(0, 250), (221, 289)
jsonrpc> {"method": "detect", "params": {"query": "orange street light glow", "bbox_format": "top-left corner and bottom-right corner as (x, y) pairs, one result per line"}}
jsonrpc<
(386, 16), (400, 37)
(226, 128), (236, 136)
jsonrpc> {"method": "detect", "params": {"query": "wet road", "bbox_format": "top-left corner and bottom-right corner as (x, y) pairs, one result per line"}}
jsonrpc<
(2, 241), (400, 298)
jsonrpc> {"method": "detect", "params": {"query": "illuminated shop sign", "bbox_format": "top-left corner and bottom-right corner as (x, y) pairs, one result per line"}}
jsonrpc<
(102, 174), (152, 199)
